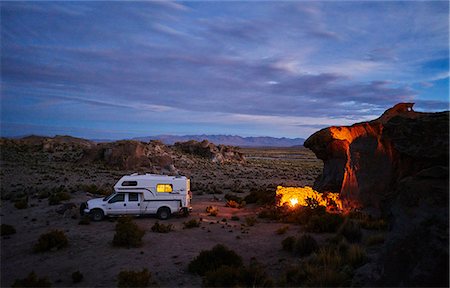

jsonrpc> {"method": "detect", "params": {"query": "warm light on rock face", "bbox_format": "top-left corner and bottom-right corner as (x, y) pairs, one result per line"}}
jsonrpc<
(276, 186), (342, 210)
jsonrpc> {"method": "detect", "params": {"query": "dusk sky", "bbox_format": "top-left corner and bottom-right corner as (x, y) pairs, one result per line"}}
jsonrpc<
(1, 1), (449, 140)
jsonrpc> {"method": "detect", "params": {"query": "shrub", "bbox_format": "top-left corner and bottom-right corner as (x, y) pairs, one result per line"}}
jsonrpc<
(345, 244), (367, 268)
(151, 222), (173, 233)
(276, 225), (289, 235)
(338, 219), (362, 243)
(71, 271), (83, 283)
(11, 272), (51, 287)
(33, 230), (68, 252)
(48, 192), (71, 205)
(188, 244), (243, 276)
(294, 234), (318, 257)
(245, 216), (257, 226)
(305, 266), (348, 287)
(305, 213), (344, 233)
(117, 268), (155, 287)
(225, 200), (240, 208)
(224, 193), (243, 203)
(183, 219), (201, 229)
(312, 247), (342, 269)
(78, 215), (91, 225)
(244, 189), (275, 205)
(14, 197), (28, 209)
(1, 223), (16, 236)
(282, 236), (296, 252)
(231, 216), (240, 221)
(206, 206), (218, 216)
(365, 233), (385, 246)
(112, 217), (145, 248)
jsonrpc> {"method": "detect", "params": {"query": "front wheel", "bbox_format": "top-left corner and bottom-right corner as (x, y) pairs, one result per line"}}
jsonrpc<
(90, 209), (104, 221)
(157, 207), (171, 220)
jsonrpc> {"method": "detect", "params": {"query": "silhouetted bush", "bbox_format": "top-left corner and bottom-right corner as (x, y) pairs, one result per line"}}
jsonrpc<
(365, 233), (385, 246)
(71, 271), (83, 283)
(225, 200), (240, 208)
(294, 234), (318, 257)
(48, 191), (71, 205)
(231, 216), (240, 221)
(183, 219), (201, 229)
(1, 223), (16, 236)
(151, 222), (173, 233)
(245, 216), (257, 226)
(224, 193), (243, 204)
(282, 236), (296, 252)
(113, 217), (145, 248)
(206, 206), (218, 216)
(12, 272), (51, 287)
(276, 225), (289, 235)
(188, 244), (243, 276)
(117, 268), (156, 287)
(14, 197), (28, 209)
(345, 244), (367, 268)
(33, 230), (68, 252)
(305, 213), (344, 233)
(338, 219), (362, 243)
(244, 189), (275, 205)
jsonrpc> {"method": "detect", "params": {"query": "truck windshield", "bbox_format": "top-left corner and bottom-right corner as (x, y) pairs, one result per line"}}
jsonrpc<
(103, 193), (115, 201)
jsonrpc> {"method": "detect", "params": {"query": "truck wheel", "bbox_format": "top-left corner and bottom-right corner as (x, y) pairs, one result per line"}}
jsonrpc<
(157, 207), (171, 220)
(91, 209), (104, 221)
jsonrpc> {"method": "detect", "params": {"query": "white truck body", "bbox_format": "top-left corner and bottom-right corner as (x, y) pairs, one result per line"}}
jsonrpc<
(83, 173), (191, 220)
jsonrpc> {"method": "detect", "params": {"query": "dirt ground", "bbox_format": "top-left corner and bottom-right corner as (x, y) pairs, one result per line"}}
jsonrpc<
(1, 146), (325, 287)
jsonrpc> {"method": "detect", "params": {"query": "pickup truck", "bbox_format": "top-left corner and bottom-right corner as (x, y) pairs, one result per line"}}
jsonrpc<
(82, 173), (192, 221)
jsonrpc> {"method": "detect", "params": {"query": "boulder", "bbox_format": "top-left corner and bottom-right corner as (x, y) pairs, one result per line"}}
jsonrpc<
(173, 140), (245, 163)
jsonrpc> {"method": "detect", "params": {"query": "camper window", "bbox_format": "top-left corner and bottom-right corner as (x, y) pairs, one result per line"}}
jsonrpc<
(122, 181), (138, 186)
(156, 184), (173, 193)
(128, 193), (139, 202)
(108, 193), (125, 203)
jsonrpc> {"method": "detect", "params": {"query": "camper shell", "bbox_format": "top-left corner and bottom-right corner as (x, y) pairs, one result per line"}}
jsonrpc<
(82, 173), (192, 221)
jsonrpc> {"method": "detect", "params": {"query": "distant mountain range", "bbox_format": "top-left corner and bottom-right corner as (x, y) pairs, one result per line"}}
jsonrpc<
(132, 134), (305, 147)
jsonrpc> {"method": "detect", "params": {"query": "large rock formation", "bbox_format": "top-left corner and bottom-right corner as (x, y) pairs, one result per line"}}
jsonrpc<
(304, 103), (449, 286)
(173, 140), (245, 164)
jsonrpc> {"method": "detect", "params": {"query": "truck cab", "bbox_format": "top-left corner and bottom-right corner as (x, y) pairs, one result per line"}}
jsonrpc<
(83, 173), (192, 221)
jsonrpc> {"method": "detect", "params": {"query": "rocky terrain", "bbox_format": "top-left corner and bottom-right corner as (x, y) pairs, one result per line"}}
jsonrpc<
(305, 103), (449, 286)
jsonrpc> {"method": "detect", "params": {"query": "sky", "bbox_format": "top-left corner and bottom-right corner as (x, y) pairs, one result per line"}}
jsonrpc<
(1, 1), (449, 140)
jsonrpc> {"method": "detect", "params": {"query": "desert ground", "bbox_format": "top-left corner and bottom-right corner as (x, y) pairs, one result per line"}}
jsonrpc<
(1, 143), (384, 287)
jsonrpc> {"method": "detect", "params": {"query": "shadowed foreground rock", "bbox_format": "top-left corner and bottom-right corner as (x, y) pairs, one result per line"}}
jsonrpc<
(305, 103), (449, 286)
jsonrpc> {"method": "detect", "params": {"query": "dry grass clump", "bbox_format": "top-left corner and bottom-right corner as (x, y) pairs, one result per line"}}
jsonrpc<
(33, 230), (68, 253)
(12, 272), (51, 287)
(112, 217), (145, 248)
(365, 233), (385, 246)
(14, 197), (28, 209)
(245, 216), (257, 226)
(1, 223), (16, 236)
(188, 244), (243, 276)
(183, 219), (201, 229)
(117, 268), (157, 287)
(337, 219), (362, 243)
(206, 205), (218, 216)
(151, 222), (173, 233)
(276, 225), (289, 235)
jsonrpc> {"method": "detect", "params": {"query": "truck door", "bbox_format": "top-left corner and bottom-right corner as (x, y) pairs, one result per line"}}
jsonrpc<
(126, 193), (141, 214)
(106, 193), (126, 215)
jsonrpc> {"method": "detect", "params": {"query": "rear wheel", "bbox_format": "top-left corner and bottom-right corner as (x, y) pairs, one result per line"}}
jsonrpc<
(91, 209), (104, 221)
(157, 207), (171, 220)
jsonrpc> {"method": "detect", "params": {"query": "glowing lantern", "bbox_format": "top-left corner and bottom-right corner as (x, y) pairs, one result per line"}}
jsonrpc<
(289, 198), (299, 207)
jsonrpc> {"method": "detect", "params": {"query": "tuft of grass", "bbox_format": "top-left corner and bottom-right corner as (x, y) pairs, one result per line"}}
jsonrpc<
(71, 271), (83, 283)
(188, 244), (243, 276)
(337, 219), (362, 243)
(14, 197), (28, 209)
(305, 213), (344, 233)
(117, 268), (156, 287)
(48, 192), (71, 205)
(245, 216), (257, 226)
(112, 217), (145, 248)
(151, 222), (173, 233)
(183, 219), (201, 229)
(276, 225), (289, 235)
(1, 224), (16, 236)
(206, 206), (218, 216)
(294, 234), (319, 257)
(225, 200), (240, 208)
(365, 233), (385, 246)
(33, 230), (68, 253)
(231, 216), (240, 221)
(345, 244), (367, 268)
(312, 246), (343, 269)
(12, 272), (51, 287)
(305, 266), (348, 287)
(281, 236), (296, 252)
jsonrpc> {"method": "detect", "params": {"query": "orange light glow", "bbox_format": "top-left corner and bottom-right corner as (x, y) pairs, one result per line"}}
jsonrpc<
(276, 186), (343, 211)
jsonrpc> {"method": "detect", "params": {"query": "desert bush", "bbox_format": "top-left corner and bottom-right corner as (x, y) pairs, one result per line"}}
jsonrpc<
(1, 223), (16, 236)
(14, 197), (28, 209)
(224, 193), (243, 203)
(365, 233), (385, 246)
(183, 219), (201, 229)
(113, 217), (145, 248)
(312, 246), (343, 269)
(305, 266), (348, 287)
(282, 236), (296, 252)
(276, 225), (289, 235)
(231, 216), (240, 221)
(345, 244), (367, 268)
(48, 191), (71, 205)
(294, 234), (318, 257)
(305, 213), (344, 233)
(117, 268), (156, 287)
(11, 272), (51, 287)
(188, 244), (243, 276)
(245, 216), (257, 226)
(337, 219), (362, 243)
(78, 215), (91, 225)
(71, 271), (83, 283)
(206, 206), (218, 216)
(244, 189), (275, 205)
(225, 200), (240, 208)
(33, 230), (68, 252)
(151, 222), (173, 233)
(349, 211), (388, 230)
(203, 259), (273, 287)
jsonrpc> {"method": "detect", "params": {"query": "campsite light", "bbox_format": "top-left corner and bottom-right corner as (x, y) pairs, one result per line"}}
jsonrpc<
(276, 186), (343, 211)
(289, 198), (298, 207)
